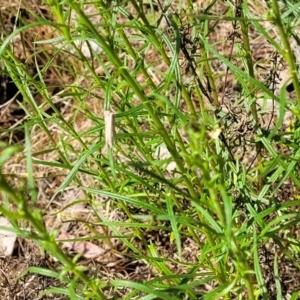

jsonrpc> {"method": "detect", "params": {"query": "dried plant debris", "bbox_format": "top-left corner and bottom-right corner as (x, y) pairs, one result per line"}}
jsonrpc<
(1, 0), (300, 299)
(0, 241), (68, 300)
(0, 217), (17, 257)
(258, 241), (300, 300)
(0, 1), (72, 142)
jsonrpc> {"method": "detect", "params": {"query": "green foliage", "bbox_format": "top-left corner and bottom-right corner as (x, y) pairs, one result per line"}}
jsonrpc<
(1, 0), (300, 299)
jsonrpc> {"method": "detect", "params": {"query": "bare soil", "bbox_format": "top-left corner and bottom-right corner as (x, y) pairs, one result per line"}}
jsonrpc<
(1, 0), (300, 299)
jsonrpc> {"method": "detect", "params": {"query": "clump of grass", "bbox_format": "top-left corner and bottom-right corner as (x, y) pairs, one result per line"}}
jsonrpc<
(1, 0), (300, 299)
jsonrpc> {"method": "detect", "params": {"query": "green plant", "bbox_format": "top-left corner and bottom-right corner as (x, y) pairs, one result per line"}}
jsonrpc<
(1, 0), (300, 299)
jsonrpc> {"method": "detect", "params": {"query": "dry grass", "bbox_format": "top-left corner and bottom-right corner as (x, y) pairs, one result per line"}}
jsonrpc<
(1, 0), (300, 299)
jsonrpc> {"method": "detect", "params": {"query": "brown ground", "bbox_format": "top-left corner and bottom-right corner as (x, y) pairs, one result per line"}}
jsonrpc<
(1, 0), (300, 299)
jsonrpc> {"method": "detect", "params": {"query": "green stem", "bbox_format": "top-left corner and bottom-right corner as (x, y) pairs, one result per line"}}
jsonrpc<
(240, 4), (262, 190)
(0, 175), (107, 300)
(68, 2), (197, 200)
(271, 0), (300, 109)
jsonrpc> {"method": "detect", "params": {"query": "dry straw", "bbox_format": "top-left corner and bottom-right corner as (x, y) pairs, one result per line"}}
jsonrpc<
(103, 110), (115, 152)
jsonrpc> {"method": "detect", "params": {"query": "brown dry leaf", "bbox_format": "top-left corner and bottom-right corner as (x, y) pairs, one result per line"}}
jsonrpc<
(0, 217), (17, 256)
(57, 232), (104, 259)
